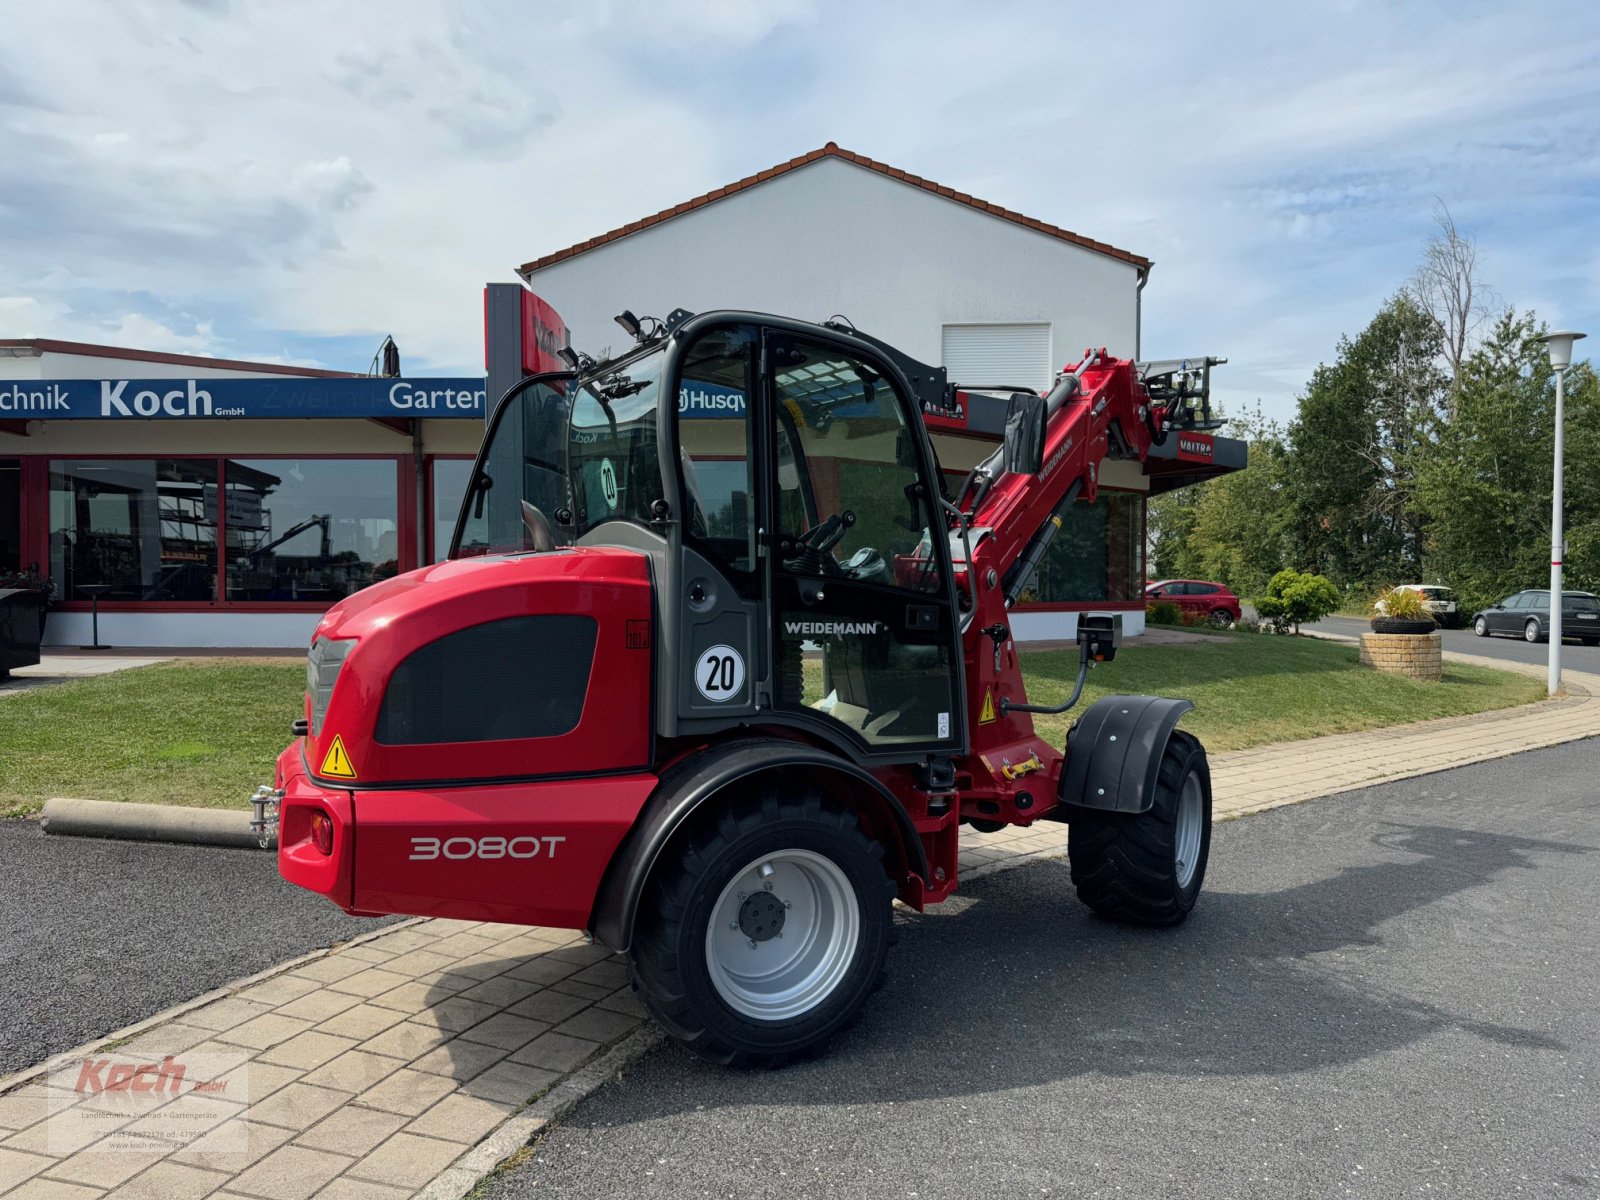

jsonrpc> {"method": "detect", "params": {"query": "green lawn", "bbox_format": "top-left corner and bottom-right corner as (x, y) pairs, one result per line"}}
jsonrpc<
(1019, 632), (1543, 753)
(1, 660), (304, 818)
(0, 636), (1544, 817)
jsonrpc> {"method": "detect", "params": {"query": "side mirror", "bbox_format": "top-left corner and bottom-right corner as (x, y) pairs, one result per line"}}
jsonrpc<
(1001, 392), (1047, 476)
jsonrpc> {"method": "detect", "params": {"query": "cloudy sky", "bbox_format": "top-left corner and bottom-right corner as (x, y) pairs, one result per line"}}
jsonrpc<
(1, 0), (1596, 421)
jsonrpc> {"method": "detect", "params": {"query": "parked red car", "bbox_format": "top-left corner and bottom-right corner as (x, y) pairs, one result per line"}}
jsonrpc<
(1145, 579), (1243, 626)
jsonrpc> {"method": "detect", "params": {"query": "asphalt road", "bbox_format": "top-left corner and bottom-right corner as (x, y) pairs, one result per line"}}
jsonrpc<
(1312, 614), (1600, 669)
(0, 820), (394, 1076)
(486, 740), (1600, 1200)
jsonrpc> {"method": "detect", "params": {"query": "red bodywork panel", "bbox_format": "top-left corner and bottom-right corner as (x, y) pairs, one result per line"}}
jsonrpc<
(303, 548), (652, 787)
(277, 546), (660, 928)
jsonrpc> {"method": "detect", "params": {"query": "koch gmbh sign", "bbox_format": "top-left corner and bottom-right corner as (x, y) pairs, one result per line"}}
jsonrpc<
(0, 377), (488, 420)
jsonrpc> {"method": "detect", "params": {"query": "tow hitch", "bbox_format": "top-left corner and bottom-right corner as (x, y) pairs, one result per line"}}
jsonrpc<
(250, 785), (282, 849)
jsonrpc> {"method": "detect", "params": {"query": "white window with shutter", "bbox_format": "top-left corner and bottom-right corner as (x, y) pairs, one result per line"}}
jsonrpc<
(940, 323), (1053, 390)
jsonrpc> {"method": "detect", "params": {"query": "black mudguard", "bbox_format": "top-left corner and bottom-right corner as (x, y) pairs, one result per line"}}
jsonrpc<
(588, 739), (927, 954)
(1058, 694), (1195, 814)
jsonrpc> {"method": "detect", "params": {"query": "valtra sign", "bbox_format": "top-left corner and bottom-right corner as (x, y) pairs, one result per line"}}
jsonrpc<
(0, 377), (488, 420)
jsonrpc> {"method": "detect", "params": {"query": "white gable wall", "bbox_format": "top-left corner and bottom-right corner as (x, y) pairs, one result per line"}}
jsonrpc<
(523, 157), (1140, 388)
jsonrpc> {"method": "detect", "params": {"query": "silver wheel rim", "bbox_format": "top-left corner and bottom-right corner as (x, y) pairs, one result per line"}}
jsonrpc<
(705, 849), (860, 1021)
(1526, 621), (1539, 642)
(1476, 618), (1487, 636)
(1174, 772), (1204, 890)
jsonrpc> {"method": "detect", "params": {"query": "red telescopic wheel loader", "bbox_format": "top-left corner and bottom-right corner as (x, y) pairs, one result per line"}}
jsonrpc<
(254, 304), (1226, 1065)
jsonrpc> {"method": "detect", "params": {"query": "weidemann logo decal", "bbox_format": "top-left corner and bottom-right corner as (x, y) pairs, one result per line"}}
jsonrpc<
(784, 620), (882, 637)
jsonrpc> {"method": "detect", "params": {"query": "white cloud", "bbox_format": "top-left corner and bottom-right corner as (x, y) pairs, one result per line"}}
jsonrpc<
(0, 0), (1595, 418)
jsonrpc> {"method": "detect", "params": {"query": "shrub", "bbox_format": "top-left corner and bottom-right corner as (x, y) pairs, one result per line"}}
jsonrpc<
(1146, 599), (1184, 626)
(1234, 615), (1263, 634)
(1374, 586), (1435, 622)
(1252, 569), (1342, 634)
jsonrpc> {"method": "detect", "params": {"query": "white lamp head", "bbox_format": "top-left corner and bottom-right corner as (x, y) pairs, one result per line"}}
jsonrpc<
(1536, 330), (1587, 370)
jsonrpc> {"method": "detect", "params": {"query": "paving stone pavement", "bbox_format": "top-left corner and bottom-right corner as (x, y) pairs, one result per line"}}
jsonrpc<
(2, 651), (1594, 1200)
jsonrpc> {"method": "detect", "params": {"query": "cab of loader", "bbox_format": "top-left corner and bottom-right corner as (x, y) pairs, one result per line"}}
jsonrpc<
(451, 310), (967, 764)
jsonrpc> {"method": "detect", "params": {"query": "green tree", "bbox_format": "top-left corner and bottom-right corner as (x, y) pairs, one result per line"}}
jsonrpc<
(1146, 408), (1294, 596)
(1414, 310), (1600, 611)
(1254, 568), (1342, 634)
(1285, 294), (1445, 586)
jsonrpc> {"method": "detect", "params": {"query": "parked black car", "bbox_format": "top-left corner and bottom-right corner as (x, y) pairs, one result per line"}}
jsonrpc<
(1471, 590), (1600, 644)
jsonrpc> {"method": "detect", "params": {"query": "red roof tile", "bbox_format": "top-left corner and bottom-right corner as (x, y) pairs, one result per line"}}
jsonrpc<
(517, 142), (1151, 276)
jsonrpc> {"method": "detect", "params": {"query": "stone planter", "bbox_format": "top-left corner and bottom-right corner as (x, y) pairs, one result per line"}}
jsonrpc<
(0, 588), (46, 677)
(1360, 630), (1442, 680)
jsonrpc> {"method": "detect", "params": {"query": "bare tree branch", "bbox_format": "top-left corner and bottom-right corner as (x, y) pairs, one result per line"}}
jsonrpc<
(1407, 199), (1497, 416)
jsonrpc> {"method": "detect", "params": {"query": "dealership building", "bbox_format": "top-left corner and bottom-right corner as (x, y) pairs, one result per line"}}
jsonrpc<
(1, 143), (1240, 649)
(0, 340), (485, 647)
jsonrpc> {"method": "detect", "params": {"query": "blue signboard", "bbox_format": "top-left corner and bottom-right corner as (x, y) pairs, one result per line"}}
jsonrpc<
(0, 377), (487, 420)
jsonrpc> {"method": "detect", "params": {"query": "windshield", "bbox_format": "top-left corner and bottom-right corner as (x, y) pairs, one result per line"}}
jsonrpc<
(568, 351), (665, 539)
(452, 351), (666, 558)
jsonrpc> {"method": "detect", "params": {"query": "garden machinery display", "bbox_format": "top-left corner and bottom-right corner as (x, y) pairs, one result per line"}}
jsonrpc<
(254, 298), (1223, 1065)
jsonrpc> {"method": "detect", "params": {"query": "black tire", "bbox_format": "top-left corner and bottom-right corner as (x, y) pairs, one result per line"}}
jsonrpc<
(1068, 730), (1212, 926)
(629, 787), (895, 1068)
(1473, 616), (1490, 637)
(1371, 616), (1437, 635)
(1207, 608), (1233, 628)
(1524, 619), (1543, 644)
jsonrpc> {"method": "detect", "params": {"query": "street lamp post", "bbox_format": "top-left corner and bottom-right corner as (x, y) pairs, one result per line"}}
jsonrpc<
(1535, 330), (1587, 697)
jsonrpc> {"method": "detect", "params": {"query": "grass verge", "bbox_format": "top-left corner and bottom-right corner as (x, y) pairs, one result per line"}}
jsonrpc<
(1019, 631), (1544, 753)
(1, 659), (302, 818)
(0, 637), (1546, 816)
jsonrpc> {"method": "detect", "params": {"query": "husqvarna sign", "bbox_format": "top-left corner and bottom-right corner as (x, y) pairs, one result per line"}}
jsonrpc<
(0, 377), (487, 419)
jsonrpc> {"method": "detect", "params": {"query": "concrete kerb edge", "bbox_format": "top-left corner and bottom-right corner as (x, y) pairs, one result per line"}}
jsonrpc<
(0, 915), (427, 1096)
(418, 1028), (667, 1200)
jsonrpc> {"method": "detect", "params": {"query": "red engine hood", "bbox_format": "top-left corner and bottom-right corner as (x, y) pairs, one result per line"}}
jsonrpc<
(312, 548), (644, 643)
(302, 546), (655, 787)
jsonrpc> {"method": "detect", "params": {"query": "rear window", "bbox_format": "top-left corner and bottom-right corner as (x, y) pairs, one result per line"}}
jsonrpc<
(1569, 596), (1600, 613)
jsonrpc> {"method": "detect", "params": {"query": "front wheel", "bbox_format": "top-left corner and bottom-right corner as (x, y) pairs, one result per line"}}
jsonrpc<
(1525, 619), (1543, 643)
(1068, 730), (1212, 926)
(1474, 616), (1489, 637)
(629, 788), (896, 1067)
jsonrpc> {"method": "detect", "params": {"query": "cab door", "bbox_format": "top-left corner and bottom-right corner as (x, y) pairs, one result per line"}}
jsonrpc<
(764, 331), (964, 757)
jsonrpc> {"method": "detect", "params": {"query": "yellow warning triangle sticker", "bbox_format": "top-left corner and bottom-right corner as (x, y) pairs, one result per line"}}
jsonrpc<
(979, 688), (998, 724)
(320, 734), (358, 780)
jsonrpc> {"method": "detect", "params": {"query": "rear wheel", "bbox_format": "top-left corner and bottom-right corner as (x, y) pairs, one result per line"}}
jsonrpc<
(1068, 731), (1212, 925)
(1474, 616), (1489, 637)
(1525, 619), (1543, 643)
(629, 787), (895, 1067)
(1207, 608), (1233, 628)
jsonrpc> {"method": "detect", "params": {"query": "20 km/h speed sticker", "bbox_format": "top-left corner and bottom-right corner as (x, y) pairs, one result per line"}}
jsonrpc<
(693, 644), (745, 702)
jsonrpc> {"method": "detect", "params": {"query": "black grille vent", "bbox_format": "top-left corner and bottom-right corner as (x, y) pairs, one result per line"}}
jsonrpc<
(375, 615), (598, 745)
